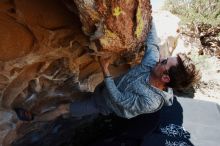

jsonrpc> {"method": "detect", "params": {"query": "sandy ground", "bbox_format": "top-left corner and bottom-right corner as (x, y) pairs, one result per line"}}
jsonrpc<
(175, 50), (220, 104)
(191, 54), (220, 105)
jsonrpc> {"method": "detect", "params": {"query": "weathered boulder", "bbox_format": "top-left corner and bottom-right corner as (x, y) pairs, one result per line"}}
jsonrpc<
(0, 0), (152, 145)
(74, 0), (151, 52)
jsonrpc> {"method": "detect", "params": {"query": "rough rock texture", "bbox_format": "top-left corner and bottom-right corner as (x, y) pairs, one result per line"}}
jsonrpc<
(0, 0), (152, 145)
(198, 24), (220, 57)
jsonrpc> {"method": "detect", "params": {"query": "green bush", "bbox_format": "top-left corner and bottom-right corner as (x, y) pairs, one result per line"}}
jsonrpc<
(162, 0), (220, 26)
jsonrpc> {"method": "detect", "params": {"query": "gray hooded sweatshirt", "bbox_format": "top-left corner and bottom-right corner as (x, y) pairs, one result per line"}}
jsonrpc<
(93, 21), (174, 119)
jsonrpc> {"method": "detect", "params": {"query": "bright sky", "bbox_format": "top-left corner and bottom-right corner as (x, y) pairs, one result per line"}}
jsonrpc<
(151, 0), (166, 10)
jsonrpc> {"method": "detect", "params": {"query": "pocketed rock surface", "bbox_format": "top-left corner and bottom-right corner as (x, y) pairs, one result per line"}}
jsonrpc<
(0, 0), (152, 145)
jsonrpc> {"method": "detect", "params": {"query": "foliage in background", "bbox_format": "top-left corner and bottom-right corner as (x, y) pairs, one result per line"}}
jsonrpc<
(162, 0), (220, 26)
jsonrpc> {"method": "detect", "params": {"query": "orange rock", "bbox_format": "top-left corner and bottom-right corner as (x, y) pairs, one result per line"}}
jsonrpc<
(0, 0), (152, 144)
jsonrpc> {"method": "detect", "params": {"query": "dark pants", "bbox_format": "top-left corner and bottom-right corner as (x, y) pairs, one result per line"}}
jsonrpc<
(69, 97), (101, 117)
(69, 82), (112, 117)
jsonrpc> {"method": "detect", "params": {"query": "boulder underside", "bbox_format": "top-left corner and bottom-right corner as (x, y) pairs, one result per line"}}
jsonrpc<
(0, 0), (152, 145)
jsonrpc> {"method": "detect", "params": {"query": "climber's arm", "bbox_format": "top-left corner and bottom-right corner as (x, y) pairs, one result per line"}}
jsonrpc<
(141, 20), (160, 68)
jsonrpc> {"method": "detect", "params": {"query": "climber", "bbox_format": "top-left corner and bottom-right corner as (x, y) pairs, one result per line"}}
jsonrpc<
(15, 20), (200, 121)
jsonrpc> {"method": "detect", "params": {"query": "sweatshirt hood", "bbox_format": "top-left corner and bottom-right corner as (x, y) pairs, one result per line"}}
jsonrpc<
(161, 87), (174, 106)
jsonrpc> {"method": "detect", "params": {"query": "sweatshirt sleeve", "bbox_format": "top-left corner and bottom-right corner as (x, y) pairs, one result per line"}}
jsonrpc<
(104, 77), (133, 109)
(141, 20), (160, 68)
(104, 77), (163, 118)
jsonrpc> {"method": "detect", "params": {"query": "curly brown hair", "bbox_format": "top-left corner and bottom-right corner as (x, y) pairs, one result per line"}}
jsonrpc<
(166, 53), (201, 90)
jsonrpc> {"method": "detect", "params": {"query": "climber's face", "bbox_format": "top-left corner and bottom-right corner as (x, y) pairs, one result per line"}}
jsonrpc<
(152, 57), (178, 83)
